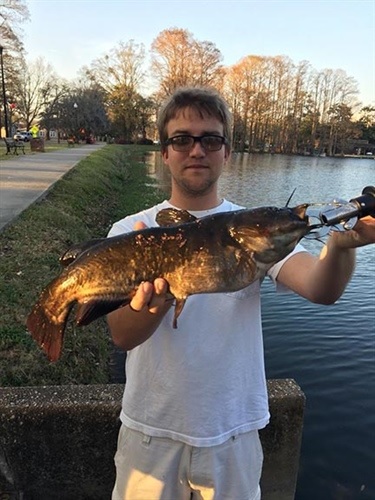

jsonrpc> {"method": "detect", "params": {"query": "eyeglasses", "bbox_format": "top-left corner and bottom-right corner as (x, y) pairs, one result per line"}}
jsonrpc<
(164, 135), (227, 152)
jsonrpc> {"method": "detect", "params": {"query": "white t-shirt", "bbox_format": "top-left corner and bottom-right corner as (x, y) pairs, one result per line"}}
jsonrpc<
(108, 199), (306, 447)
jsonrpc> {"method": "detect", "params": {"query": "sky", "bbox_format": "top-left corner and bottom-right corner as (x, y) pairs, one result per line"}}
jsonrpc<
(21, 0), (375, 106)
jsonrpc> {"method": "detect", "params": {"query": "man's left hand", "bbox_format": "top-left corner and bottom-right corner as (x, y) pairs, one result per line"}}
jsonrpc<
(330, 216), (375, 249)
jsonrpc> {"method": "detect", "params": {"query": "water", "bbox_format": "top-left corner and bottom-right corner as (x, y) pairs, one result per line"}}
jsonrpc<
(144, 152), (375, 499)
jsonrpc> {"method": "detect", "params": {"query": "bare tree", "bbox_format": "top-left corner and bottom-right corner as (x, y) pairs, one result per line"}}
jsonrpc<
(225, 56), (261, 150)
(0, 0), (29, 51)
(11, 57), (60, 130)
(151, 28), (194, 95)
(0, 0), (29, 134)
(85, 40), (146, 94)
(83, 40), (149, 141)
(327, 103), (360, 156)
(191, 39), (224, 88)
(151, 28), (223, 98)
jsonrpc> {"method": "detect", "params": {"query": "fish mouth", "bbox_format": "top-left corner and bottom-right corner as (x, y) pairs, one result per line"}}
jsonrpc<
(292, 203), (309, 221)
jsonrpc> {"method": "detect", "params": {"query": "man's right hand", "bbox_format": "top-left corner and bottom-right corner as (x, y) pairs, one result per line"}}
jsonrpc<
(129, 278), (171, 314)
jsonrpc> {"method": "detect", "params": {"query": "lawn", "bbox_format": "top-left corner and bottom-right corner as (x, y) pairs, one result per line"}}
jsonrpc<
(0, 144), (164, 386)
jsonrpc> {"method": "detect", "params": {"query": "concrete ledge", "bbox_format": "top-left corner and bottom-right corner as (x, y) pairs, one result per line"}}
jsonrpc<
(260, 379), (306, 499)
(0, 379), (305, 499)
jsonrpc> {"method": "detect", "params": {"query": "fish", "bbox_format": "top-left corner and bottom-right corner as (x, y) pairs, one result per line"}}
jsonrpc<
(26, 204), (312, 362)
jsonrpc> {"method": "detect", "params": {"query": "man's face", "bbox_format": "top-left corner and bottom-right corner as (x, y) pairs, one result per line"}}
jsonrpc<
(162, 107), (230, 199)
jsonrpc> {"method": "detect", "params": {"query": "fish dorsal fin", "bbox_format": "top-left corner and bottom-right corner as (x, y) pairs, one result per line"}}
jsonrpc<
(75, 298), (129, 326)
(156, 208), (197, 227)
(60, 238), (106, 267)
(285, 188), (296, 207)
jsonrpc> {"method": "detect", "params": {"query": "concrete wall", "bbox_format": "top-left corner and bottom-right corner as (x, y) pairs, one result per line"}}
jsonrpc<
(0, 379), (305, 499)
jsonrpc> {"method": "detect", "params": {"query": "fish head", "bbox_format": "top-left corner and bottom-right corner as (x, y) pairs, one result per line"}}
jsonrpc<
(275, 203), (310, 241)
(229, 204), (310, 265)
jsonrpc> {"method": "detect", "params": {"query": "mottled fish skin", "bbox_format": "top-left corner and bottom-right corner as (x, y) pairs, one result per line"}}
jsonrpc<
(26, 204), (310, 362)
(59, 238), (106, 267)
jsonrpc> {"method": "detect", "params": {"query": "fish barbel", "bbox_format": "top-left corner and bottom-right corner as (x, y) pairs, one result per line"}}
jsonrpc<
(26, 205), (311, 362)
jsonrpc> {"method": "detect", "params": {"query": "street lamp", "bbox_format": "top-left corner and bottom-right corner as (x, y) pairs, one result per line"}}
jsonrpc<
(0, 41), (10, 138)
(53, 113), (60, 143)
(73, 102), (78, 140)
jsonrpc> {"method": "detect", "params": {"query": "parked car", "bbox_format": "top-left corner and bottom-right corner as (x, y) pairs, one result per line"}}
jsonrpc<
(13, 131), (33, 142)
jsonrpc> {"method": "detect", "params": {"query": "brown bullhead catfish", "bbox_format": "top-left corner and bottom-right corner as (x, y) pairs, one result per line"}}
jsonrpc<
(26, 205), (311, 362)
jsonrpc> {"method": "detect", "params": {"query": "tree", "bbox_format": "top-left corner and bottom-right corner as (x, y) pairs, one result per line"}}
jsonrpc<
(73, 88), (109, 139)
(151, 28), (193, 95)
(84, 40), (148, 141)
(11, 57), (59, 130)
(356, 106), (375, 145)
(0, 0), (29, 54)
(151, 28), (223, 98)
(46, 87), (109, 141)
(191, 39), (225, 89)
(225, 55), (264, 151)
(327, 103), (360, 156)
(85, 40), (146, 94)
(134, 95), (157, 141)
(223, 50), (363, 155)
(0, 0), (29, 134)
(108, 85), (155, 142)
(310, 68), (359, 124)
(37, 82), (70, 141)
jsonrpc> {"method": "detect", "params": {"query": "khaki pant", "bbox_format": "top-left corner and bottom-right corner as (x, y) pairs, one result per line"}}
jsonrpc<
(112, 425), (263, 500)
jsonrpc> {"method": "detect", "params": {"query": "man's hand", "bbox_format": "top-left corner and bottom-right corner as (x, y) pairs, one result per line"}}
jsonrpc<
(330, 216), (375, 249)
(130, 279), (171, 314)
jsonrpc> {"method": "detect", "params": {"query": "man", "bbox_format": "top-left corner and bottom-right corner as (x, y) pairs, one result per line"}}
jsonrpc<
(108, 87), (374, 500)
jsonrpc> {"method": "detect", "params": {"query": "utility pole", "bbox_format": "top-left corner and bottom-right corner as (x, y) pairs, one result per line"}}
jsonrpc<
(0, 42), (10, 138)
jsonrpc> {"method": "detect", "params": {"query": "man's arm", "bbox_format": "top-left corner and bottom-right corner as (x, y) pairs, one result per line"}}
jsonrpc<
(277, 216), (375, 304)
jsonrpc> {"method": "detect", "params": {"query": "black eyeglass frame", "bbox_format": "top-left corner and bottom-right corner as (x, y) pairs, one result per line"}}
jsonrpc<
(164, 134), (228, 152)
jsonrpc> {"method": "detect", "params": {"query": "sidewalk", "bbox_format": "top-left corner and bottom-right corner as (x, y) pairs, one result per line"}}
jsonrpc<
(0, 142), (106, 231)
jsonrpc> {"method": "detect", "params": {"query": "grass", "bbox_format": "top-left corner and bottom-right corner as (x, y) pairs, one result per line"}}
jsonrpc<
(0, 144), (164, 387)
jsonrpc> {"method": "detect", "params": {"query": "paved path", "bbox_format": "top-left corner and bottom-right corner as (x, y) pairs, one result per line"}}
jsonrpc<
(0, 143), (106, 231)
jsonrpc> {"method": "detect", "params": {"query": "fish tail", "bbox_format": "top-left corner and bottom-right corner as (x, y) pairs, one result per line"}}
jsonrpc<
(26, 301), (71, 362)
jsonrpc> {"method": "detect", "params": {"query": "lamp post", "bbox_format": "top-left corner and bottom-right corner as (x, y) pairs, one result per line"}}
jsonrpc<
(73, 102), (78, 141)
(0, 42), (10, 138)
(53, 113), (60, 143)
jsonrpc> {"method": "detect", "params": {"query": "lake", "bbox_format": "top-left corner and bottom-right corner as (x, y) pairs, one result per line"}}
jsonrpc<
(144, 152), (375, 500)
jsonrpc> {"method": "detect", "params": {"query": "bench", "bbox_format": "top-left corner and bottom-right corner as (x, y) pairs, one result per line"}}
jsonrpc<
(4, 137), (26, 155)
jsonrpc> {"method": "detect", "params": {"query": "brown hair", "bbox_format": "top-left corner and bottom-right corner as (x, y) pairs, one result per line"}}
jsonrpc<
(157, 87), (232, 151)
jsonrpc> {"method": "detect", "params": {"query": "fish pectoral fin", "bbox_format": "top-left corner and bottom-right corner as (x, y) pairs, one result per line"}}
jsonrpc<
(229, 226), (268, 251)
(172, 298), (187, 329)
(75, 298), (129, 326)
(156, 208), (197, 227)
